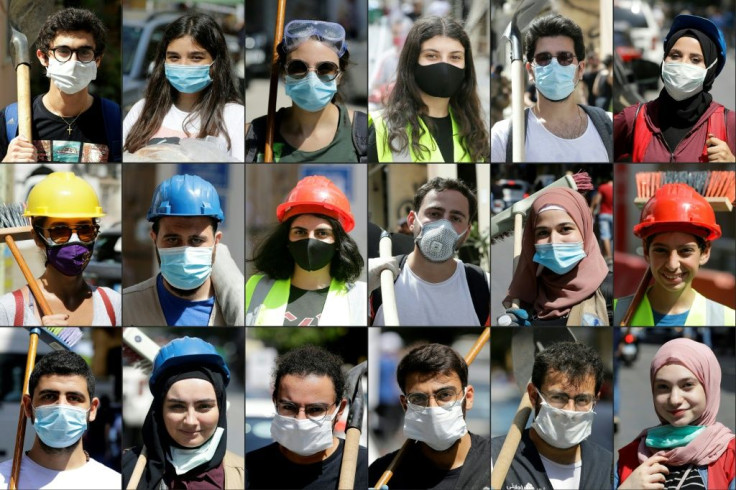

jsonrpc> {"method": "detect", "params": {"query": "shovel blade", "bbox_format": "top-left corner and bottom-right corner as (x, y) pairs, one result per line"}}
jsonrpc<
(9, 28), (30, 68)
(9, 0), (56, 45)
(511, 327), (577, 393)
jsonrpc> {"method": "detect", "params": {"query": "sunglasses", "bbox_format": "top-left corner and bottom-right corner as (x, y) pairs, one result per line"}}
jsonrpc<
(285, 60), (340, 82)
(36, 224), (100, 244)
(532, 52), (577, 67)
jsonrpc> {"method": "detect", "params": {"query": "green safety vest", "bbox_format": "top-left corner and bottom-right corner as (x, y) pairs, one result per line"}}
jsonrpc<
(613, 288), (735, 326)
(245, 274), (366, 326)
(371, 109), (475, 162)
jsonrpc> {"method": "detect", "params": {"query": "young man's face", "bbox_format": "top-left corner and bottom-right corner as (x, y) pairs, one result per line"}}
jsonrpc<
(409, 189), (471, 243)
(23, 374), (99, 436)
(400, 371), (473, 415)
(37, 31), (101, 68)
(529, 369), (597, 414)
(526, 35), (584, 90)
(151, 216), (222, 250)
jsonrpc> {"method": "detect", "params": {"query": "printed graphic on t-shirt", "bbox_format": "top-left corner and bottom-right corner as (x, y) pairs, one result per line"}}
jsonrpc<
(148, 137), (182, 145)
(283, 311), (322, 326)
(34, 139), (109, 162)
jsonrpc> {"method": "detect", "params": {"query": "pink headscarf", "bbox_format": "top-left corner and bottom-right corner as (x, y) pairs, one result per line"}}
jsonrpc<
(505, 187), (608, 319)
(636, 338), (735, 466)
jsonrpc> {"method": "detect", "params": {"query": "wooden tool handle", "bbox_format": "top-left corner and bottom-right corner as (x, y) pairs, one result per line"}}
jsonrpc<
(9, 330), (40, 489)
(264, 0), (287, 162)
(338, 428), (362, 490)
(4, 235), (53, 317)
(16, 64), (32, 141)
(619, 268), (652, 326)
(490, 391), (533, 489)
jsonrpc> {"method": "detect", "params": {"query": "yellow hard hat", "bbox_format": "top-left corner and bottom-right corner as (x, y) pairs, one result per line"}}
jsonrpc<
(23, 172), (105, 218)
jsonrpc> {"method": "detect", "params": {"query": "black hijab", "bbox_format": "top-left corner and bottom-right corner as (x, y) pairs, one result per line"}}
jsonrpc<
(658, 28), (719, 150)
(136, 366), (228, 490)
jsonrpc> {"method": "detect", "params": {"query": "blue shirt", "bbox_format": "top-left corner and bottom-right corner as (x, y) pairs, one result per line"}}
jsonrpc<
(156, 274), (215, 326)
(653, 309), (690, 326)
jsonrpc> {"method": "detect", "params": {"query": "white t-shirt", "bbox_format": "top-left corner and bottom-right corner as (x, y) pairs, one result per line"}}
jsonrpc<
(0, 454), (121, 489)
(0, 287), (121, 326)
(123, 99), (245, 161)
(373, 259), (488, 326)
(539, 453), (582, 490)
(490, 109), (610, 162)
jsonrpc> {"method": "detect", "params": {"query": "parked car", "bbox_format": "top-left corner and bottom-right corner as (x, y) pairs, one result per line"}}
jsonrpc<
(496, 179), (531, 210)
(613, 0), (662, 64)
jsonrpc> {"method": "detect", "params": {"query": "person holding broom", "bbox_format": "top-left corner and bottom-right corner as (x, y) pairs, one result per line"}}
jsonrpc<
(0, 171), (120, 326)
(614, 183), (735, 326)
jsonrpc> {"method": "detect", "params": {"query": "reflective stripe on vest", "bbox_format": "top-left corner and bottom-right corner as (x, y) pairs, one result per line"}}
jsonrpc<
(613, 288), (730, 326)
(371, 110), (473, 162)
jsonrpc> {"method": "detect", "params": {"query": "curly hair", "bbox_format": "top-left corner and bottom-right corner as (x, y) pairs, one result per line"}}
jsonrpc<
(249, 214), (363, 283)
(36, 8), (107, 56)
(272, 345), (345, 402)
(531, 341), (604, 393)
(382, 16), (489, 162)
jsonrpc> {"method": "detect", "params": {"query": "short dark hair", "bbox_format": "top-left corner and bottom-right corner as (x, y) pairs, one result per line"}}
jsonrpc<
(413, 177), (478, 223)
(396, 343), (468, 394)
(531, 342), (604, 393)
(644, 234), (708, 254)
(249, 214), (364, 283)
(272, 345), (345, 402)
(151, 217), (219, 235)
(36, 8), (107, 56)
(29, 350), (95, 399)
(524, 14), (585, 65)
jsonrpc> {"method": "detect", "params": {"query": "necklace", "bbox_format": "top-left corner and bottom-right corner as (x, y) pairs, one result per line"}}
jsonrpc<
(534, 105), (587, 139)
(58, 111), (83, 136)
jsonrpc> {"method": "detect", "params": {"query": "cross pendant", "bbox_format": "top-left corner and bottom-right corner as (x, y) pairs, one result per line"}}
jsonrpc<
(67, 126), (73, 136)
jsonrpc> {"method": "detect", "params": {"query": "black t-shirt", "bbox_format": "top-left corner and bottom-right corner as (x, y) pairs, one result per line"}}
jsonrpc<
(422, 114), (454, 163)
(245, 439), (368, 490)
(0, 95), (110, 162)
(284, 285), (329, 326)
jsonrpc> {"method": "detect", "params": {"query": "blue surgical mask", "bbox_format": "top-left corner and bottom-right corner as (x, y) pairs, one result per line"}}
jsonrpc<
(33, 404), (89, 448)
(646, 424), (705, 449)
(159, 246), (214, 290)
(533, 242), (586, 275)
(533, 58), (578, 101)
(285, 72), (337, 112)
(165, 63), (214, 94)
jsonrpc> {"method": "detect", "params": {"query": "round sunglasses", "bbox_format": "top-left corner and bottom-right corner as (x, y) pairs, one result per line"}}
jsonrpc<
(532, 52), (577, 67)
(285, 60), (340, 82)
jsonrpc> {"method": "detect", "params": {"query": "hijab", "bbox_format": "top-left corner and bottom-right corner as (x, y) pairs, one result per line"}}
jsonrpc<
(505, 187), (608, 319)
(635, 338), (734, 466)
(136, 366), (228, 490)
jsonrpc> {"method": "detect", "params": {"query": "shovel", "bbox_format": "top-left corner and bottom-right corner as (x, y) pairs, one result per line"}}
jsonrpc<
(491, 327), (577, 489)
(7, 0), (56, 142)
(338, 361), (368, 490)
(264, 0), (287, 162)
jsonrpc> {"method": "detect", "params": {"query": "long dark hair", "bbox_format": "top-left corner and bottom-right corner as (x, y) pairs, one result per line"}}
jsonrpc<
(249, 214), (364, 284)
(124, 14), (242, 153)
(383, 16), (489, 162)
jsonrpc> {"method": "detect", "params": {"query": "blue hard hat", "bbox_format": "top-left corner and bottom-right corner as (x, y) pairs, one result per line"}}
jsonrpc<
(149, 337), (231, 390)
(664, 14), (727, 77)
(147, 174), (224, 223)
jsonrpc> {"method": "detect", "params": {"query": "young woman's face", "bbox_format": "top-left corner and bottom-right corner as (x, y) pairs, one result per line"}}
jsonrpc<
(645, 232), (710, 293)
(533, 209), (583, 244)
(653, 363), (707, 426)
(289, 214), (336, 244)
(163, 378), (220, 448)
(34, 217), (98, 246)
(285, 39), (341, 83)
(665, 36), (706, 68)
(166, 35), (214, 66)
(417, 35), (465, 70)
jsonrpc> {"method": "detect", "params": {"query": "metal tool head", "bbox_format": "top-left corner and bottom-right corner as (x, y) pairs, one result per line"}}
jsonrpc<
(345, 361), (367, 431)
(511, 327), (577, 394)
(8, 0), (56, 67)
(501, 0), (548, 61)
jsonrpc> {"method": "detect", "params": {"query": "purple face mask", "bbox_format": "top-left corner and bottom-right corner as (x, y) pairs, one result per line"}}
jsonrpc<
(46, 243), (93, 276)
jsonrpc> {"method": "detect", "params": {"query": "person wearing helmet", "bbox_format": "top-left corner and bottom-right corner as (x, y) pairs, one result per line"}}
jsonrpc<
(245, 20), (368, 162)
(122, 337), (244, 489)
(614, 14), (735, 162)
(0, 172), (120, 326)
(123, 174), (244, 326)
(614, 183), (735, 326)
(246, 175), (366, 326)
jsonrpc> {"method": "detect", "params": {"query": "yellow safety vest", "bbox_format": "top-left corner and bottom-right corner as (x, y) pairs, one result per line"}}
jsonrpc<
(245, 274), (366, 326)
(613, 288), (735, 326)
(371, 110), (475, 162)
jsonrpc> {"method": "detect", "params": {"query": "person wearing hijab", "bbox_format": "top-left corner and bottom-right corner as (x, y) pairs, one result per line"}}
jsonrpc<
(614, 14), (735, 162)
(122, 337), (245, 489)
(616, 338), (735, 489)
(498, 187), (611, 326)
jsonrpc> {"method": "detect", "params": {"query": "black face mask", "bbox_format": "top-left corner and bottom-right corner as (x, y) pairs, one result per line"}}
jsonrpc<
(288, 238), (336, 271)
(414, 62), (465, 98)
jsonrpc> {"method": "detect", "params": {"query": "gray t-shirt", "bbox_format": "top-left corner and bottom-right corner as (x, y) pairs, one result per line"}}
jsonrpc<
(0, 286), (121, 326)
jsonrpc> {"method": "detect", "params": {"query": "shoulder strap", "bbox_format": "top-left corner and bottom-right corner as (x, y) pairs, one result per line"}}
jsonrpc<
(580, 105), (613, 162)
(463, 263), (490, 326)
(5, 102), (18, 143)
(352, 111), (368, 162)
(245, 117), (267, 162)
(100, 98), (122, 162)
(632, 102), (650, 163)
(12, 289), (24, 326)
(504, 108), (531, 163)
(97, 287), (117, 326)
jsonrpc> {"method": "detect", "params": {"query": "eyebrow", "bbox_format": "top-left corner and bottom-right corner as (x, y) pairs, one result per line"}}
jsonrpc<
(166, 50), (208, 56)
(426, 206), (467, 219)
(420, 48), (464, 54)
(38, 389), (86, 399)
(654, 377), (698, 384)
(166, 397), (216, 403)
(53, 44), (95, 50)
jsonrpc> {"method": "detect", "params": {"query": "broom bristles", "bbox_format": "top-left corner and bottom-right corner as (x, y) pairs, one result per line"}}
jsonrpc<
(0, 203), (29, 229)
(27, 327), (83, 350)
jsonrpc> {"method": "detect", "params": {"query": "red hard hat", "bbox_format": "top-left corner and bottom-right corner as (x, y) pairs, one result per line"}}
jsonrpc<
(276, 176), (355, 232)
(633, 183), (721, 241)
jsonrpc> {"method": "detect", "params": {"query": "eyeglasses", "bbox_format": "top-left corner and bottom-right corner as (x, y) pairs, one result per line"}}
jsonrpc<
(405, 387), (465, 411)
(285, 60), (340, 82)
(275, 401), (336, 422)
(48, 46), (97, 64)
(532, 52), (577, 67)
(35, 224), (100, 244)
(537, 389), (595, 410)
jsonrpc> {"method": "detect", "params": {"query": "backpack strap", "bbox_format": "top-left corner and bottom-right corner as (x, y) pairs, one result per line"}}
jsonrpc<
(97, 287), (117, 326)
(5, 102), (19, 143)
(579, 104), (613, 162)
(504, 108), (531, 163)
(632, 102), (650, 163)
(245, 116), (267, 162)
(462, 263), (490, 326)
(352, 111), (368, 162)
(12, 289), (24, 326)
(100, 98), (122, 162)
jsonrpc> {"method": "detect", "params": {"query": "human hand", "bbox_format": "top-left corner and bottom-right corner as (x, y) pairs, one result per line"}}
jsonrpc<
(497, 308), (531, 326)
(706, 134), (735, 162)
(368, 257), (400, 293)
(3, 136), (37, 162)
(41, 313), (70, 326)
(618, 454), (669, 489)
